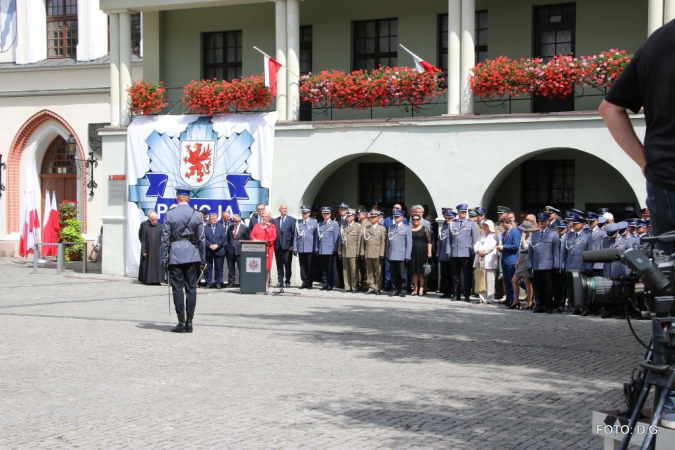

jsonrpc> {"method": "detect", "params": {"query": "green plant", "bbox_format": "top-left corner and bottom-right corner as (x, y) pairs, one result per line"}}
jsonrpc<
(58, 201), (85, 261)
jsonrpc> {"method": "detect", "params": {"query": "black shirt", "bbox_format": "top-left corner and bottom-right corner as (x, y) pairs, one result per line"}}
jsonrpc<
(604, 20), (675, 191)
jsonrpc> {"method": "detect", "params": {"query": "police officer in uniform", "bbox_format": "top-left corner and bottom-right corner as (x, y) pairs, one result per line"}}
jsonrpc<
(527, 212), (560, 314)
(387, 210), (412, 297)
(334, 203), (349, 289)
(552, 219), (569, 312)
(338, 209), (362, 293)
(637, 220), (651, 250)
(161, 186), (206, 333)
(439, 210), (455, 299)
(317, 207), (340, 290)
(293, 205), (318, 289)
(448, 204), (478, 302)
(562, 214), (594, 313)
(361, 210), (386, 294)
(545, 206), (560, 230)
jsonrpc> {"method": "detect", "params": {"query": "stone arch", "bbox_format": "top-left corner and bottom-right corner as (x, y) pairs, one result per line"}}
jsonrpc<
(298, 152), (436, 214)
(480, 147), (643, 214)
(6, 110), (87, 234)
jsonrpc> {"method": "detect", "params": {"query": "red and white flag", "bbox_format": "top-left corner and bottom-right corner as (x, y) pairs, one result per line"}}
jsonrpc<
(400, 44), (441, 74)
(264, 55), (284, 97)
(19, 191), (41, 258)
(42, 191), (60, 257)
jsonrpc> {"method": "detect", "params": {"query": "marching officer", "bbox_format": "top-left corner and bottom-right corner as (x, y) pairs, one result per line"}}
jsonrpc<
(161, 186), (206, 334)
(448, 204), (478, 303)
(386, 209), (412, 297)
(317, 207), (340, 290)
(293, 205), (318, 289)
(439, 210), (455, 299)
(527, 212), (561, 314)
(562, 214), (594, 313)
(338, 209), (362, 293)
(361, 210), (386, 294)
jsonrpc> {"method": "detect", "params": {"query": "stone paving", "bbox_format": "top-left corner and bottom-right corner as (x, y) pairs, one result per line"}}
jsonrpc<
(0, 257), (655, 449)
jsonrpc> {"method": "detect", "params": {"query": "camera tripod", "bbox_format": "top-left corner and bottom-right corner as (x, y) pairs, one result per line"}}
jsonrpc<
(618, 340), (675, 450)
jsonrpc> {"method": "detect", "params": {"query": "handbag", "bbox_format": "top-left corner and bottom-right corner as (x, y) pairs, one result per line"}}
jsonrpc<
(474, 260), (487, 295)
(423, 259), (432, 277)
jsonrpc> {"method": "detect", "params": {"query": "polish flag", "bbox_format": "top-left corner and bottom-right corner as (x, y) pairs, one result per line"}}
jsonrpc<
(19, 191), (41, 258)
(42, 191), (60, 257)
(264, 55), (284, 97)
(400, 44), (441, 74)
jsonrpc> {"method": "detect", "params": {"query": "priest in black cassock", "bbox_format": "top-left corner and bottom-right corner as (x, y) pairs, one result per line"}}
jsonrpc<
(138, 211), (165, 285)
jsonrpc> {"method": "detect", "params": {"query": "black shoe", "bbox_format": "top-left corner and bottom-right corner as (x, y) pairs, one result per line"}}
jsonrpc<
(171, 313), (186, 333)
(400, 292), (406, 298)
(533, 306), (545, 313)
(286, 281), (291, 288)
(299, 283), (306, 289)
(375, 290), (381, 295)
(545, 307), (553, 314)
(464, 297), (471, 303)
(275, 281), (283, 288)
(508, 302), (520, 309)
(214, 284), (222, 289)
(320, 285), (329, 291)
(600, 308), (612, 318)
(205, 285), (213, 289)
(185, 314), (193, 333)
(306, 284), (313, 290)
(234, 284), (240, 288)
(388, 291), (398, 297)
(440, 294), (452, 299)
(568, 309), (581, 315)
(581, 309), (591, 316)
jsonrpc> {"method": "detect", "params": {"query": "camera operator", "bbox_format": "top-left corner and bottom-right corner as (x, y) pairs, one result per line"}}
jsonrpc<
(599, 19), (675, 428)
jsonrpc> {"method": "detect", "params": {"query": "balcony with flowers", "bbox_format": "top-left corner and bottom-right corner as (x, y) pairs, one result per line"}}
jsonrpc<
(127, 49), (631, 120)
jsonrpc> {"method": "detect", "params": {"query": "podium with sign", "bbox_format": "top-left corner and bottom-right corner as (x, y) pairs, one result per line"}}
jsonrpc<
(240, 240), (267, 293)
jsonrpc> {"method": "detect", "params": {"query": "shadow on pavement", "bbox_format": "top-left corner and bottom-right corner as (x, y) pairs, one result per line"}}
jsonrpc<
(136, 322), (173, 332)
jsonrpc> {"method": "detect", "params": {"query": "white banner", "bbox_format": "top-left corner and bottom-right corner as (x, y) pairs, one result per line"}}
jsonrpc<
(125, 112), (278, 277)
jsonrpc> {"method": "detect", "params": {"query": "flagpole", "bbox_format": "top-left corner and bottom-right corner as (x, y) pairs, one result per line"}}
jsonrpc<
(399, 44), (415, 57)
(253, 46), (300, 78)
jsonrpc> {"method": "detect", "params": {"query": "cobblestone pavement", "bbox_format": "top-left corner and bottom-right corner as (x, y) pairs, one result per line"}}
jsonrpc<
(0, 258), (654, 449)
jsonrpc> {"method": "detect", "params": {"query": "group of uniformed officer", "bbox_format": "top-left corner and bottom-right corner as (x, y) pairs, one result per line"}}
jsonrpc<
(158, 186), (653, 331)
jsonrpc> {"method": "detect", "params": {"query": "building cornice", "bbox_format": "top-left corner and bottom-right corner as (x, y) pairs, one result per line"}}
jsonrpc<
(0, 88), (110, 98)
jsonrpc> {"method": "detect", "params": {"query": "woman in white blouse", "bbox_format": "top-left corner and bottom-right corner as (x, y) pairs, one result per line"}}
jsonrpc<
(473, 220), (499, 304)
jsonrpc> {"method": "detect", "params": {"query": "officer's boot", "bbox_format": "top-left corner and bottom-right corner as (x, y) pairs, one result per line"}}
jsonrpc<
(185, 313), (194, 333)
(171, 313), (186, 333)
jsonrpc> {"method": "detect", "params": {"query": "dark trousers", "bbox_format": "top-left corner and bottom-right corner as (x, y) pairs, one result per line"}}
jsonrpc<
(299, 252), (313, 284)
(502, 262), (517, 301)
(206, 254), (224, 285)
(389, 259), (408, 294)
(451, 257), (472, 300)
(441, 260), (454, 296)
(335, 256), (345, 288)
(228, 253), (240, 284)
(319, 254), (334, 287)
(383, 258), (391, 289)
(169, 262), (200, 315)
(275, 248), (293, 283)
(552, 271), (567, 308)
(532, 269), (554, 309)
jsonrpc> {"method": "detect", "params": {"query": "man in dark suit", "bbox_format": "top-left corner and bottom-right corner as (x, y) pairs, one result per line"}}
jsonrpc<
(220, 210), (233, 284)
(226, 213), (248, 287)
(248, 203), (266, 228)
(204, 212), (227, 288)
(273, 204), (295, 287)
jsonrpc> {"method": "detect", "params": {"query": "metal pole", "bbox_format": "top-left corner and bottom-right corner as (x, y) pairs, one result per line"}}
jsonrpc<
(33, 244), (39, 274)
(57, 243), (64, 275)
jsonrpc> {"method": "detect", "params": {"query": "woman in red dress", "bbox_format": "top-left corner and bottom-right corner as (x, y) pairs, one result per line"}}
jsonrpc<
(249, 210), (277, 292)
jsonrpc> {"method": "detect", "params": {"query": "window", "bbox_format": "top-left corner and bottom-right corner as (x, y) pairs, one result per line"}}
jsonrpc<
(41, 136), (76, 175)
(47, 0), (78, 58)
(359, 162), (405, 209)
(203, 31), (242, 80)
(131, 13), (141, 55)
(533, 3), (575, 112)
(353, 19), (398, 71)
(300, 26), (313, 122)
(521, 160), (574, 213)
(439, 12), (488, 77)
(475, 11), (488, 63)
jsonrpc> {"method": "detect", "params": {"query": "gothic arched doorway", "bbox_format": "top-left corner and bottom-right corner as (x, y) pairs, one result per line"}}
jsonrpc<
(40, 136), (78, 214)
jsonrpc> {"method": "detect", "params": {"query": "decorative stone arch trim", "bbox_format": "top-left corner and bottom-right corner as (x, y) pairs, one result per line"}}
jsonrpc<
(6, 110), (88, 234)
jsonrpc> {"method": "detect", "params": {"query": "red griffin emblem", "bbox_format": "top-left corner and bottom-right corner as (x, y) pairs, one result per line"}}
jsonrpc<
(183, 142), (212, 183)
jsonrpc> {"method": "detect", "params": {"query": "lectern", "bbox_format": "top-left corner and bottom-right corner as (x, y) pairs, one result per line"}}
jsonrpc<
(240, 240), (267, 293)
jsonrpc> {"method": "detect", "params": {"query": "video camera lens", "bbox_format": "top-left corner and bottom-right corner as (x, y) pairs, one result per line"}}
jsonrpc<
(568, 271), (633, 309)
